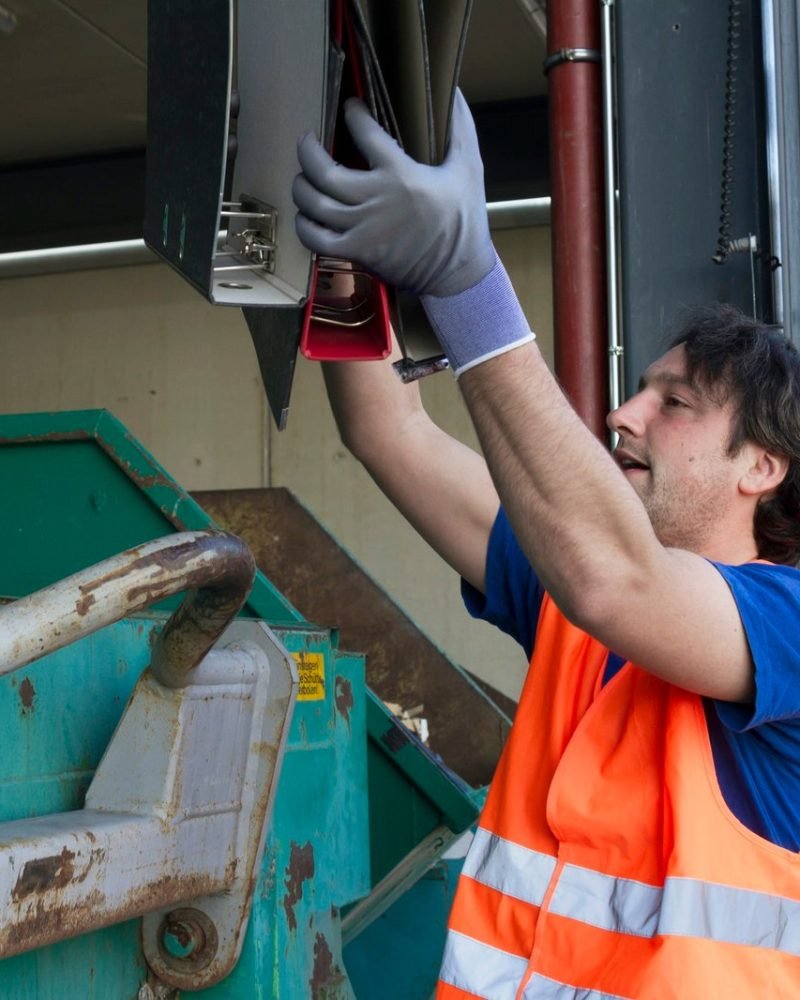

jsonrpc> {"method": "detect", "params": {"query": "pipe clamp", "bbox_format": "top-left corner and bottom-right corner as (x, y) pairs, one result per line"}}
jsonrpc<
(543, 48), (602, 74)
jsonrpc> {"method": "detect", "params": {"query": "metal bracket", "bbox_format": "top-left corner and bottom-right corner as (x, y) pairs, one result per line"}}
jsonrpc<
(392, 355), (450, 384)
(712, 233), (763, 317)
(217, 194), (278, 274)
(136, 620), (297, 990)
(721, 233), (759, 256)
(0, 533), (298, 991)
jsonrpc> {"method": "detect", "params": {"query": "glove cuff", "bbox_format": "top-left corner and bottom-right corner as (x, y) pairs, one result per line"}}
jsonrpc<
(421, 252), (536, 378)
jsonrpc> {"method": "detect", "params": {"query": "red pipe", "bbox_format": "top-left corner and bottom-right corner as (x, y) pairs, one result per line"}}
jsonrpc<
(547, 0), (608, 438)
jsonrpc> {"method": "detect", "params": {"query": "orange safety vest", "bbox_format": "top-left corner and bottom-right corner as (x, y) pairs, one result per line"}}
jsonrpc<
(438, 592), (800, 999)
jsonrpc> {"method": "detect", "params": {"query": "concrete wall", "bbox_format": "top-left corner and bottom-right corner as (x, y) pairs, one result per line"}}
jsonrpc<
(0, 226), (552, 701)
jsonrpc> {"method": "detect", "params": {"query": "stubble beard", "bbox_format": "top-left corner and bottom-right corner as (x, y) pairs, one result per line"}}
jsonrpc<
(637, 466), (735, 554)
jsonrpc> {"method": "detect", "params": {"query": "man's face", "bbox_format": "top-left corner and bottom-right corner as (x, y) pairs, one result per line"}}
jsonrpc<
(607, 344), (747, 552)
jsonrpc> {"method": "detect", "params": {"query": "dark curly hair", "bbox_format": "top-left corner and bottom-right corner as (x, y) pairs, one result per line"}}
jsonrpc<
(670, 303), (800, 565)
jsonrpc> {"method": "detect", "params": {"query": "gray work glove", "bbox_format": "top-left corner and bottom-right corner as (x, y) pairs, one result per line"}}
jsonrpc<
(293, 89), (496, 299)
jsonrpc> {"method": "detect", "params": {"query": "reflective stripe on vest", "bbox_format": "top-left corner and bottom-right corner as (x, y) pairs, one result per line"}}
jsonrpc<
(462, 826), (556, 907)
(522, 975), (632, 1000)
(440, 930), (633, 999)
(440, 930), (530, 999)
(463, 825), (800, 956)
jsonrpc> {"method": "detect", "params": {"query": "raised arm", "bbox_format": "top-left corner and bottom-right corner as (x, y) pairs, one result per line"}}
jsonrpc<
(292, 90), (783, 703)
(321, 346), (499, 593)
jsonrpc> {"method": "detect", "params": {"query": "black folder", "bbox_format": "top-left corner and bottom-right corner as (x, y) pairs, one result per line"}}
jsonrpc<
(145, 0), (473, 427)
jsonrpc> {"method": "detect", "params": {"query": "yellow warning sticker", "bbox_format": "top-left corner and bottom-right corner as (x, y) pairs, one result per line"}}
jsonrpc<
(293, 651), (325, 702)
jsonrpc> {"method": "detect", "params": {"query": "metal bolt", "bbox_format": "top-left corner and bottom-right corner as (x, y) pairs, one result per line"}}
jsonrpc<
(161, 916), (204, 959)
(157, 908), (218, 971)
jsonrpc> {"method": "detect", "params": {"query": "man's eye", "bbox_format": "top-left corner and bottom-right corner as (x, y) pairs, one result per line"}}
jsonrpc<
(664, 396), (687, 408)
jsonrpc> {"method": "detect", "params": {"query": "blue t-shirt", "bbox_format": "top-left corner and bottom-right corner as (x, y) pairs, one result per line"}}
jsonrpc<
(463, 508), (800, 852)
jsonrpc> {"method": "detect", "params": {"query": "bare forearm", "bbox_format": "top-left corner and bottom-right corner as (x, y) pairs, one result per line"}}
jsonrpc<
(321, 355), (499, 590)
(459, 343), (659, 622)
(322, 351), (421, 462)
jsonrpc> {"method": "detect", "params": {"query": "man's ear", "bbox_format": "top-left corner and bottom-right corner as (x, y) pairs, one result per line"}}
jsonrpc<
(739, 445), (789, 498)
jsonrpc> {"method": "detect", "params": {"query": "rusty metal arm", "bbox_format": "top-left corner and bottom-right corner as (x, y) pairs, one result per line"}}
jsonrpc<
(0, 531), (255, 688)
(0, 533), (298, 991)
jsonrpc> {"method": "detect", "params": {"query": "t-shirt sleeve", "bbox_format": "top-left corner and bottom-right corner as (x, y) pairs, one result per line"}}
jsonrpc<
(710, 561), (800, 730)
(461, 507), (544, 659)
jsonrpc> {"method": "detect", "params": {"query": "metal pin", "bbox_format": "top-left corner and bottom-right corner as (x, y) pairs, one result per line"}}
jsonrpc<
(220, 210), (270, 220)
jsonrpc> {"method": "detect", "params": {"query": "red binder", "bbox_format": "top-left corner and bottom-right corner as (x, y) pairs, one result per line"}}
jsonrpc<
(300, 0), (392, 362)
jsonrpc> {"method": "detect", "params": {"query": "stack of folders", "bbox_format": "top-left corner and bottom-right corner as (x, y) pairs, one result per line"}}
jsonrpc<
(144, 0), (473, 428)
(301, 0), (473, 378)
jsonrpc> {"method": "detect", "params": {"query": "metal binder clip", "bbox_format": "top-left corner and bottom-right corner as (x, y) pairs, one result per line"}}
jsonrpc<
(311, 258), (376, 328)
(300, 257), (391, 361)
(213, 195), (277, 274)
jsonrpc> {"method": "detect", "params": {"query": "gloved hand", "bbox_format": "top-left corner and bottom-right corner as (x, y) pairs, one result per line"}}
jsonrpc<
(293, 89), (496, 299)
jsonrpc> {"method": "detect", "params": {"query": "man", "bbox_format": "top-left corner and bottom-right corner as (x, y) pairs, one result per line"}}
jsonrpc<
(293, 92), (800, 997)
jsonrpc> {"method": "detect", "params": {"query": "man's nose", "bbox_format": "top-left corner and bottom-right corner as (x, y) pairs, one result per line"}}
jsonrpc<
(607, 394), (646, 437)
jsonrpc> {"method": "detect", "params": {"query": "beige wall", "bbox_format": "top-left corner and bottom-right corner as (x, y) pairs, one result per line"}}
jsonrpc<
(0, 226), (552, 701)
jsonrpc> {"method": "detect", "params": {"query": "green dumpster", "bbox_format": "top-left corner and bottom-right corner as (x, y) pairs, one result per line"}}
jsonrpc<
(0, 410), (509, 997)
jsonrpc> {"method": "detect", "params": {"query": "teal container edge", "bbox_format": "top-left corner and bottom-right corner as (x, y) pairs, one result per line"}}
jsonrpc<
(0, 408), (303, 625)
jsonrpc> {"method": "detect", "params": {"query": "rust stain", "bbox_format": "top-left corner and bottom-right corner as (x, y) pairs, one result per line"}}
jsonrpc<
(159, 907), (219, 971)
(224, 858), (238, 885)
(18, 677), (35, 713)
(117, 458), (176, 493)
(2, 867), (221, 962)
(80, 848), (106, 878)
(67, 533), (255, 689)
(75, 592), (96, 616)
(12, 847), (75, 900)
(4, 888), (107, 952)
(1, 430), (90, 445)
(76, 539), (200, 597)
(77, 535), (248, 603)
(282, 841), (315, 932)
(170, 920), (195, 950)
(334, 676), (353, 724)
(310, 931), (346, 998)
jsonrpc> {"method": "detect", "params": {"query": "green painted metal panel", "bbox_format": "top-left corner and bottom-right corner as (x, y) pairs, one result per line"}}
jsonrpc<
(344, 857), (464, 999)
(365, 692), (480, 885)
(0, 410), (302, 625)
(0, 618), (152, 824)
(367, 692), (479, 834)
(0, 922), (147, 1000)
(367, 737), (444, 887)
